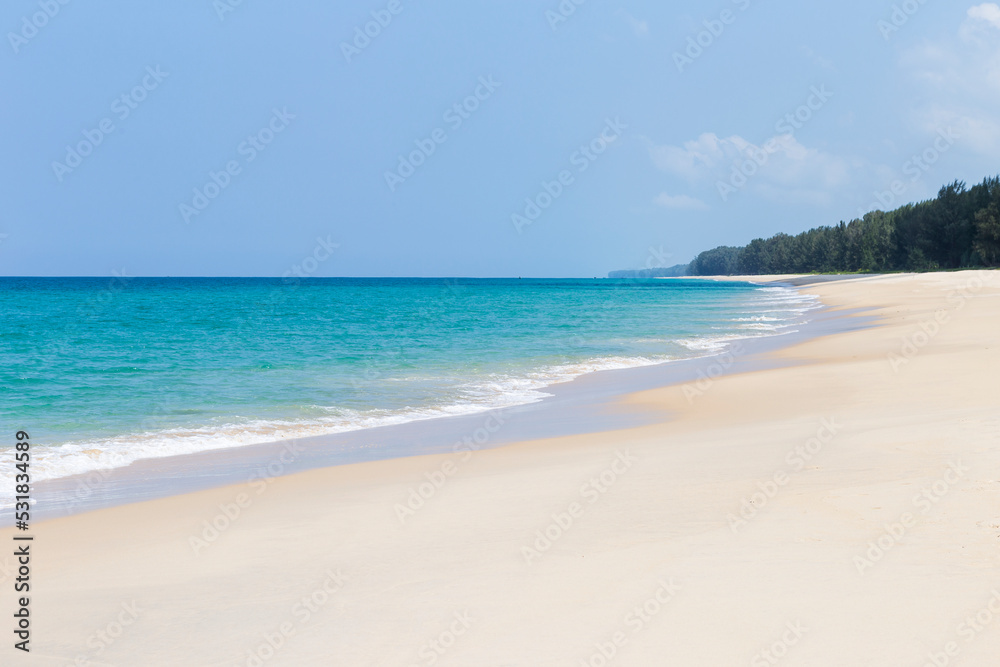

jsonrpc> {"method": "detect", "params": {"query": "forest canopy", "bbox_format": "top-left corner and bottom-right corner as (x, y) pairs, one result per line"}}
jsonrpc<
(685, 176), (1000, 275)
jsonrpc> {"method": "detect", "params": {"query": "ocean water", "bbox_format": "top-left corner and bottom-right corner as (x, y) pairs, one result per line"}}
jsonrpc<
(0, 277), (819, 501)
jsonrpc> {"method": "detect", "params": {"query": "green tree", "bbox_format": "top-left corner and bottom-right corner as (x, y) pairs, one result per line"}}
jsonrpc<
(686, 174), (1000, 275)
(973, 203), (1000, 266)
(690, 246), (741, 275)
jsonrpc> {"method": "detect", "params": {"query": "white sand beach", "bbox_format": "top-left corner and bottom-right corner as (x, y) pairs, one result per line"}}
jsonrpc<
(5, 270), (1000, 666)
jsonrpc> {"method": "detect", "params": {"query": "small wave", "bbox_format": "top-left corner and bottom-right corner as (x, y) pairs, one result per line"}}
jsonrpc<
(0, 285), (821, 505)
(0, 354), (679, 506)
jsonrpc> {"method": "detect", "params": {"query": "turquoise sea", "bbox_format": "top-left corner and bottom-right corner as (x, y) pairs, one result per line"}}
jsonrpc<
(0, 277), (819, 503)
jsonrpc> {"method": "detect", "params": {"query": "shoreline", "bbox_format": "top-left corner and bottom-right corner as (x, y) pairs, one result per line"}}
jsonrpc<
(15, 279), (844, 521)
(5, 270), (999, 665)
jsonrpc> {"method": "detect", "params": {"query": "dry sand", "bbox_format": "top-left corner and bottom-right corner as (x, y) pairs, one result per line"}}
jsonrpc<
(4, 271), (1000, 666)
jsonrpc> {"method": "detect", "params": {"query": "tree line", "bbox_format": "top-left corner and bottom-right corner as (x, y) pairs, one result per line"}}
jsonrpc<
(687, 176), (1000, 275)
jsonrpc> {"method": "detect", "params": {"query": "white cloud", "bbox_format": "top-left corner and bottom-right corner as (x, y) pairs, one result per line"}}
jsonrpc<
(914, 107), (1000, 155)
(618, 11), (649, 37)
(648, 132), (854, 206)
(902, 5), (1000, 156)
(967, 3), (1000, 29)
(801, 46), (836, 71)
(646, 5), (1000, 210)
(653, 193), (708, 210)
(650, 133), (724, 176)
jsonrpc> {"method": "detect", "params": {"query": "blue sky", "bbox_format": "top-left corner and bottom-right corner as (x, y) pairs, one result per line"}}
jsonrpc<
(2, 0), (999, 277)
